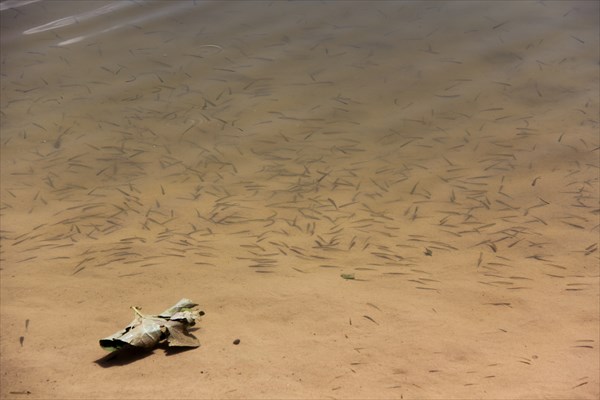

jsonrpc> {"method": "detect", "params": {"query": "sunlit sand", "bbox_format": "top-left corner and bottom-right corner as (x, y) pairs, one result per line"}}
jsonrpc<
(1, 1), (598, 398)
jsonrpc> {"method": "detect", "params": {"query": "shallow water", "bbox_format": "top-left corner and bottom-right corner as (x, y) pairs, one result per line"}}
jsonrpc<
(1, 1), (599, 398)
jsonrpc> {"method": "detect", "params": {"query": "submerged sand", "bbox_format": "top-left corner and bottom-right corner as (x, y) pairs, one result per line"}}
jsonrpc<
(1, 1), (598, 399)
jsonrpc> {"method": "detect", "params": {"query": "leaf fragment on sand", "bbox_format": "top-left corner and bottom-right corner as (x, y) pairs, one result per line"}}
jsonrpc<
(164, 320), (200, 347)
(99, 298), (203, 352)
(159, 298), (198, 318)
(341, 273), (355, 280)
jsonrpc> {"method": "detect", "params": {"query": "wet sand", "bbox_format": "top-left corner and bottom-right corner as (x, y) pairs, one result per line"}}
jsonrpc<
(1, 1), (598, 399)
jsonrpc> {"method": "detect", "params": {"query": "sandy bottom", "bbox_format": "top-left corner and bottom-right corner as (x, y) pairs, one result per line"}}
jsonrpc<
(1, 1), (599, 399)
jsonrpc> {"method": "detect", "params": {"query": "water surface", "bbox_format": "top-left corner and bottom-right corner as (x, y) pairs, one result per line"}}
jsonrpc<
(1, 1), (598, 398)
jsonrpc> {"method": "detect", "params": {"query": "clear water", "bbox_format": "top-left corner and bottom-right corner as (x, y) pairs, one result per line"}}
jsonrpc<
(1, 1), (598, 398)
